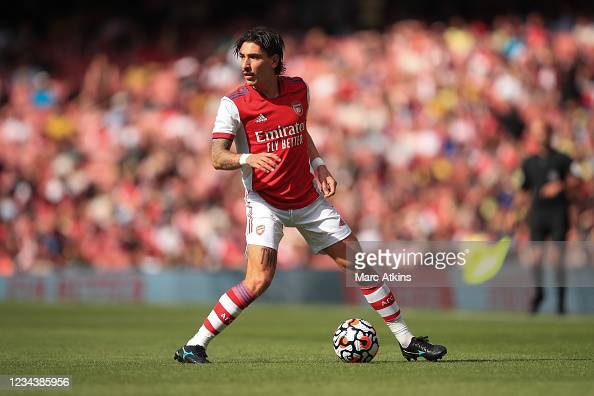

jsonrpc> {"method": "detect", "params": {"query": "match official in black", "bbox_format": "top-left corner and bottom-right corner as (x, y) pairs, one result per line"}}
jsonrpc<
(519, 123), (580, 315)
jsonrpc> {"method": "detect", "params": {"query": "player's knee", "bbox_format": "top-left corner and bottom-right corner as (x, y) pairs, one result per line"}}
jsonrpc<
(243, 274), (273, 296)
(334, 257), (353, 270)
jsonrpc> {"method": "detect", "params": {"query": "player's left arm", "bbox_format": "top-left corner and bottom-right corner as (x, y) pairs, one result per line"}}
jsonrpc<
(541, 157), (582, 198)
(565, 160), (584, 198)
(565, 158), (585, 230)
(306, 132), (336, 198)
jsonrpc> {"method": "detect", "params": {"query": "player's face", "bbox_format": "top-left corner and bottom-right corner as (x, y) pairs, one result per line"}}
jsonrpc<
(238, 42), (279, 87)
(532, 126), (552, 148)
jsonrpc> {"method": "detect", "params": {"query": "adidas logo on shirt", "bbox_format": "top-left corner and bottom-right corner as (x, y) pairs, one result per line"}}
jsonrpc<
(255, 114), (268, 123)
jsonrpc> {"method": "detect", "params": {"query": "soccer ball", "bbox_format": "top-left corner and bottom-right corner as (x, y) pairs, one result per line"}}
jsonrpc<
(332, 318), (379, 363)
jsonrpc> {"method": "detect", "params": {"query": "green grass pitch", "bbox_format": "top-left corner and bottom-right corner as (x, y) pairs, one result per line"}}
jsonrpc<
(1, 302), (593, 395)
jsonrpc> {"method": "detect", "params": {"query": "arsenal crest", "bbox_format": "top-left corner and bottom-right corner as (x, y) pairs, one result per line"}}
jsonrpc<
(256, 225), (265, 235)
(291, 102), (303, 116)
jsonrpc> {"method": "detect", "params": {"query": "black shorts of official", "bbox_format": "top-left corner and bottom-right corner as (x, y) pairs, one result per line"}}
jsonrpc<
(529, 208), (569, 241)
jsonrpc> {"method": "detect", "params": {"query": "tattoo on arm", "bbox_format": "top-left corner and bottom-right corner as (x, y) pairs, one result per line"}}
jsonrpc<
(211, 138), (241, 170)
(260, 247), (277, 270)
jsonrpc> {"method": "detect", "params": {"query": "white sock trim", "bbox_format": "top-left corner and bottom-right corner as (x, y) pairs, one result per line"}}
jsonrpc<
(186, 326), (215, 349)
(386, 316), (414, 348)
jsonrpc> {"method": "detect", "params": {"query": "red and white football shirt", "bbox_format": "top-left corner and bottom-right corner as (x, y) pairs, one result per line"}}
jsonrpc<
(212, 76), (320, 210)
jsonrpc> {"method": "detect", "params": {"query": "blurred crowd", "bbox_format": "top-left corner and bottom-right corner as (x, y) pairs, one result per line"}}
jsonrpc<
(0, 15), (593, 274)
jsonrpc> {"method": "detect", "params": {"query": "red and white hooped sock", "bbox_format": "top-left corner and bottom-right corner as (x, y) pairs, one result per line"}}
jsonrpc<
(186, 282), (255, 348)
(360, 283), (414, 348)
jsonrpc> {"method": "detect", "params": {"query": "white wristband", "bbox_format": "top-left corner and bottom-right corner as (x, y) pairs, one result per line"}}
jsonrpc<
(311, 157), (325, 170)
(239, 154), (251, 165)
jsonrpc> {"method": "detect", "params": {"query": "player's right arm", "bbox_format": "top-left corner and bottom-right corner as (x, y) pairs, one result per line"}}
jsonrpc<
(513, 160), (532, 227)
(211, 138), (241, 170)
(211, 96), (280, 172)
(211, 139), (280, 172)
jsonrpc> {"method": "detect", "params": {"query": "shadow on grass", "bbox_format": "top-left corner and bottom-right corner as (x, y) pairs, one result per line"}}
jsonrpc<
(436, 358), (592, 364)
(210, 357), (592, 365)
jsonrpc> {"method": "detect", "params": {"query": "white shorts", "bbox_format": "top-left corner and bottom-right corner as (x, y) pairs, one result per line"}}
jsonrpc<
(245, 192), (352, 254)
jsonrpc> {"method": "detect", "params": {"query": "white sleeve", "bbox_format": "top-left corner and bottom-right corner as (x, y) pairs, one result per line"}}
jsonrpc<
(212, 97), (240, 140)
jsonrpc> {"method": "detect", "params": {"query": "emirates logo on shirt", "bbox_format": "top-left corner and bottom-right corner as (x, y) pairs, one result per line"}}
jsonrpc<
(292, 102), (303, 116)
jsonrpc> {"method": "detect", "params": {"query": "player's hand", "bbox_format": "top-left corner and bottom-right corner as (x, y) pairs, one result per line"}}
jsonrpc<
(539, 181), (563, 198)
(246, 153), (281, 173)
(317, 165), (337, 198)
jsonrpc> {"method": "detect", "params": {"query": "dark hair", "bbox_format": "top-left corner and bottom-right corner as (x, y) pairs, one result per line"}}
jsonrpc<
(234, 27), (285, 75)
